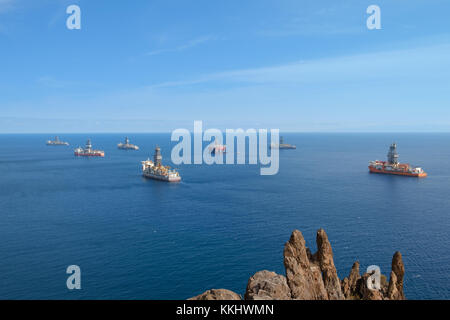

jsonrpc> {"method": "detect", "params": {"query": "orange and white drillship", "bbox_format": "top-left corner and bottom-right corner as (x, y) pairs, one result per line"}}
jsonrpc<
(369, 143), (427, 178)
(74, 139), (105, 157)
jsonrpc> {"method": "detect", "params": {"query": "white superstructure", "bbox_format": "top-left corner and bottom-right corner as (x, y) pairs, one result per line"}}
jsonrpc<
(141, 146), (181, 182)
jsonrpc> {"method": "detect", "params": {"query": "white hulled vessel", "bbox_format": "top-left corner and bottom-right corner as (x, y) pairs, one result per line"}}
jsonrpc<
(74, 139), (105, 157)
(46, 136), (69, 146)
(141, 146), (181, 182)
(118, 137), (139, 150)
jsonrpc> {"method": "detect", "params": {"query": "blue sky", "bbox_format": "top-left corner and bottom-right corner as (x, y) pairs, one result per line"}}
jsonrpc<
(0, 0), (449, 132)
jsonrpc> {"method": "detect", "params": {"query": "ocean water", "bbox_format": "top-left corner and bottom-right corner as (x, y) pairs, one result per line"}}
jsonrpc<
(0, 133), (449, 300)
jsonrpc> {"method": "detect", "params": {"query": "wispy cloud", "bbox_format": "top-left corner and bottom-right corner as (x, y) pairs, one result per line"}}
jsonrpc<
(256, 2), (363, 37)
(0, 0), (16, 35)
(5, 39), (450, 132)
(148, 41), (450, 89)
(37, 76), (73, 88)
(0, 0), (15, 13)
(145, 35), (215, 56)
(36, 75), (101, 89)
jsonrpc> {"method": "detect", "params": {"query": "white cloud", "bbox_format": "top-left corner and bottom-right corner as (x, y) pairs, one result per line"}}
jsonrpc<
(4, 36), (450, 132)
(146, 35), (215, 56)
(0, 0), (15, 34)
(147, 41), (450, 89)
(36, 76), (71, 88)
(255, 1), (363, 37)
(0, 0), (15, 13)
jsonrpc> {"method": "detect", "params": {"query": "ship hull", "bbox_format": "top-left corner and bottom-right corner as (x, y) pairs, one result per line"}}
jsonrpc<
(118, 147), (139, 150)
(279, 145), (296, 149)
(369, 166), (427, 178)
(143, 173), (181, 182)
(211, 150), (226, 155)
(74, 152), (104, 157)
(271, 144), (296, 149)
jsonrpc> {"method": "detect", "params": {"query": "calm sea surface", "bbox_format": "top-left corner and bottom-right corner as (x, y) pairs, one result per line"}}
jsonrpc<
(0, 133), (449, 299)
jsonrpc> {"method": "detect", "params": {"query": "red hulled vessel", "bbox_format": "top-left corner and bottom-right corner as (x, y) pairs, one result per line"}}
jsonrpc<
(74, 139), (105, 157)
(369, 143), (427, 178)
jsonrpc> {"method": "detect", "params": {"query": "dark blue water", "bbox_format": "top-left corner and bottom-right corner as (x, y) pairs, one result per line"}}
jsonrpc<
(0, 133), (449, 300)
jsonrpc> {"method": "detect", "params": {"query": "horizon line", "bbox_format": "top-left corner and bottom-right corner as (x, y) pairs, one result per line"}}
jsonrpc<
(2, 131), (450, 135)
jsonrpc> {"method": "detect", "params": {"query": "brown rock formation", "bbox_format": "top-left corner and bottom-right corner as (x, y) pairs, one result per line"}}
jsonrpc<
(189, 289), (241, 300)
(391, 251), (405, 299)
(189, 229), (406, 301)
(245, 270), (291, 300)
(315, 229), (344, 300)
(359, 271), (384, 300)
(348, 262), (361, 289)
(341, 251), (406, 300)
(283, 230), (328, 299)
(342, 261), (361, 299)
(387, 271), (399, 299)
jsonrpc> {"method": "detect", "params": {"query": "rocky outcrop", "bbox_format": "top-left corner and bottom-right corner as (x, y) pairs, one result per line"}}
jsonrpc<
(283, 229), (345, 300)
(340, 252), (405, 300)
(342, 261), (361, 299)
(391, 251), (405, 299)
(189, 289), (241, 300)
(387, 271), (399, 299)
(189, 229), (405, 300)
(383, 251), (405, 300)
(359, 272), (384, 300)
(283, 230), (328, 299)
(244, 270), (291, 300)
(314, 229), (344, 300)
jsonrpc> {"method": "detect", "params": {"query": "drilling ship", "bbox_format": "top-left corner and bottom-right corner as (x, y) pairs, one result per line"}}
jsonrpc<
(46, 136), (69, 146)
(209, 141), (226, 155)
(141, 146), (181, 182)
(271, 136), (296, 149)
(74, 139), (105, 157)
(118, 137), (139, 150)
(369, 143), (427, 177)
